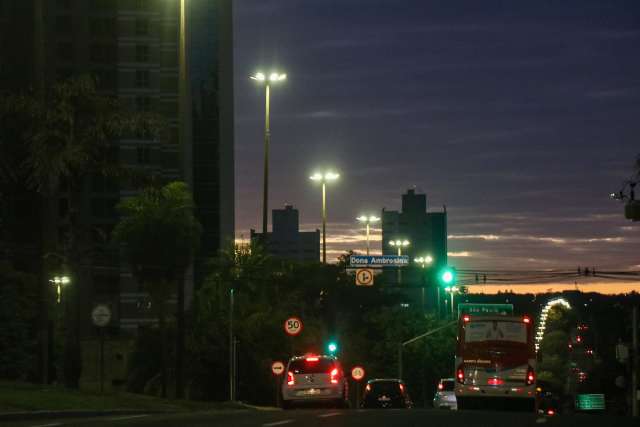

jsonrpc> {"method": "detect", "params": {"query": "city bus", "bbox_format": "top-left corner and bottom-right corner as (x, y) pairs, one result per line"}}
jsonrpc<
(454, 312), (537, 411)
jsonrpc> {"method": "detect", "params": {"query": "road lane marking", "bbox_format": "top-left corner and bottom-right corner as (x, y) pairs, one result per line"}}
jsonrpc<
(263, 420), (294, 426)
(317, 412), (341, 418)
(109, 414), (150, 421)
(32, 424), (62, 427)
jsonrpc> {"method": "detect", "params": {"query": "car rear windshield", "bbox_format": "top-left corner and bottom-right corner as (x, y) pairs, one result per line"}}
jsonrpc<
(288, 358), (335, 374)
(465, 321), (527, 344)
(369, 381), (403, 396)
(441, 380), (454, 391)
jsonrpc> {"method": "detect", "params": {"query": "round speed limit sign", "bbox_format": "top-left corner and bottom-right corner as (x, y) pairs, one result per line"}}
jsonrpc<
(351, 366), (365, 381)
(284, 317), (303, 336)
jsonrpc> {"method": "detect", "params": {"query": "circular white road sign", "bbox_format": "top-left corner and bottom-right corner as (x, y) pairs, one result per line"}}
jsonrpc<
(351, 366), (366, 381)
(271, 361), (285, 375)
(355, 269), (374, 286)
(284, 317), (303, 336)
(91, 304), (112, 327)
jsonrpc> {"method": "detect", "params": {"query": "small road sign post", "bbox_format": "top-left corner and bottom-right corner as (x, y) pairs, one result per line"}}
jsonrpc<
(355, 269), (374, 286)
(284, 317), (303, 336)
(271, 361), (285, 407)
(351, 366), (366, 408)
(91, 305), (111, 394)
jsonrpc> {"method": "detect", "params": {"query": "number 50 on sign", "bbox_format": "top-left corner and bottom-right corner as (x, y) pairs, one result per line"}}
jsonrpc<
(284, 317), (303, 336)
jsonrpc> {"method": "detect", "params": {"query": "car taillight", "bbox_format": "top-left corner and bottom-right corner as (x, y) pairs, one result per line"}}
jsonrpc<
(287, 371), (295, 386)
(456, 366), (465, 384)
(365, 384), (371, 392)
(463, 315), (471, 323)
(330, 368), (339, 384)
(547, 409), (555, 416)
(526, 366), (535, 386)
(306, 357), (319, 362)
(438, 383), (444, 391)
(487, 378), (504, 386)
(523, 316), (531, 324)
(399, 383), (405, 393)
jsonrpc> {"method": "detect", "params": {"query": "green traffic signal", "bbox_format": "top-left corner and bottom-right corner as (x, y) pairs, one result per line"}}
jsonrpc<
(440, 267), (456, 285)
(327, 341), (338, 353)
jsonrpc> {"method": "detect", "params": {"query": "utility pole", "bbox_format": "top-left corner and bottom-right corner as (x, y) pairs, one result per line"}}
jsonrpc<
(229, 288), (235, 402)
(633, 306), (638, 417)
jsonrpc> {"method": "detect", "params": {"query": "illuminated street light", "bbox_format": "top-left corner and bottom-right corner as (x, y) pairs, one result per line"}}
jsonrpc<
(357, 215), (380, 256)
(414, 255), (434, 317)
(310, 170), (340, 264)
(250, 70), (287, 237)
(389, 239), (410, 284)
(49, 275), (71, 304)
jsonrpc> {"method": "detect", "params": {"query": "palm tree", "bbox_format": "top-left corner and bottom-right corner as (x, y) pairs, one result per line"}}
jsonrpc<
(112, 182), (201, 398)
(1, 75), (161, 385)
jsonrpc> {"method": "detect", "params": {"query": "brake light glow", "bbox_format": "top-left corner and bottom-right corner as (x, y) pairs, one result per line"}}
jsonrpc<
(523, 316), (531, 324)
(330, 368), (339, 384)
(547, 409), (555, 416)
(526, 366), (535, 385)
(306, 357), (319, 362)
(456, 366), (465, 384)
(399, 383), (405, 393)
(438, 383), (444, 391)
(463, 315), (471, 323)
(487, 378), (504, 386)
(365, 384), (371, 392)
(287, 371), (295, 386)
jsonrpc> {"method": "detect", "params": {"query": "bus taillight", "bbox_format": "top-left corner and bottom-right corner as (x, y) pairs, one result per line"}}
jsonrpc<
(456, 366), (465, 384)
(526, 366), (535, 385)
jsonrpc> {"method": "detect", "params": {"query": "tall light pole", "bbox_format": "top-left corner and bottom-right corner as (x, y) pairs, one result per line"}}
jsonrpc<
(389, 239), (410, 284)
(356, 215), (380, 256)
(414, 255), (433, 314)
(310, 171), (340, 264)
(250, 71), (287, 237)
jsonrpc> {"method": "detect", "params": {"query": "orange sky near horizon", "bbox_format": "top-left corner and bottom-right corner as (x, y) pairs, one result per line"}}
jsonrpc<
(468, 281), (640, 295)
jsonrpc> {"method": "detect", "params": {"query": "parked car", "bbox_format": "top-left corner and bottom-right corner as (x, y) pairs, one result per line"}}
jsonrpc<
(281, 354), (348, 409)
(362, 379), (412, 409)
(433, 378), (457, 410)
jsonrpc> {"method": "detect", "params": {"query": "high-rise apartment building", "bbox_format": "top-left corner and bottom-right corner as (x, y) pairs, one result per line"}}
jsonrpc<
(250, 205), (320, 262)
(0, 0), (234, 334)
(382, 188), (448, 279)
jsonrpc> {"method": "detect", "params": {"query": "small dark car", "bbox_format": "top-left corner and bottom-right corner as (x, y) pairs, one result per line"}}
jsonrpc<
(362, 379), (412, 409)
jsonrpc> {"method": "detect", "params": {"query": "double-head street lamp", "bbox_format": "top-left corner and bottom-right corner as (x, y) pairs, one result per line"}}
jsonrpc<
(356, 215), (380, 256)
(49, 275), (70, 304)
(389, 239), (410, 284)
(251, 71), (287, 237)
(310, 171), (340, 264)
(414, 255), (433, 315)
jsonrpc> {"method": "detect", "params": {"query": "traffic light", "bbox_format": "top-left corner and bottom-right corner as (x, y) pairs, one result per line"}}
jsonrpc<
(439, 267), (456, 286)
(327, 341), (338, 354)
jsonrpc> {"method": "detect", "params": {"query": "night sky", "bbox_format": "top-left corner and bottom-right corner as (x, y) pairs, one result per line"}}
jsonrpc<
(233, 0), (640, 275)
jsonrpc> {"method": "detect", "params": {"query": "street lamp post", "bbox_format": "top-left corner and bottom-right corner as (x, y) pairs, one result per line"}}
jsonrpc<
(49, 275), (71, 304)
(445, 286), (459, 318)
(356, 215), (380, 256)
(389, 239), (410, 284)
(414, 255), (433, 315)
(251, 71), (287, 237)
(310, 171), (340, 264)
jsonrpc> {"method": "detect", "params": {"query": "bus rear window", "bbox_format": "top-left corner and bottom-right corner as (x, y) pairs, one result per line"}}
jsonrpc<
(465, 321), (527, 344)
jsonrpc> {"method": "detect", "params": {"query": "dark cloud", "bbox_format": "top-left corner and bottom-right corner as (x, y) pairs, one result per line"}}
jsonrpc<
(234, 0), (640, 270)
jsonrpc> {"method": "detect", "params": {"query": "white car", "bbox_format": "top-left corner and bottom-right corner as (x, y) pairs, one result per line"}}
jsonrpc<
(433, 378), (457, 410)
(281, 355), (348, 409)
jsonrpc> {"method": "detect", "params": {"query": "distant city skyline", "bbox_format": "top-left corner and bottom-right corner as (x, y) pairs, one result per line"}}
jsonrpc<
(233, 0), (640, 289)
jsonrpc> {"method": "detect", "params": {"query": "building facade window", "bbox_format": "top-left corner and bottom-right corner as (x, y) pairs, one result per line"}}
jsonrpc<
(135, 69), (150, 88)
(136, 146), (151, 164)
(135, 96), (151, 112)
(136, 44), (149, 62)
(135, 17), (149, 35)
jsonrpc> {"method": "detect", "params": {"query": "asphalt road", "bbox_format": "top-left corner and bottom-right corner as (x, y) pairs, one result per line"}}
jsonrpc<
(2, 408), (637, 427)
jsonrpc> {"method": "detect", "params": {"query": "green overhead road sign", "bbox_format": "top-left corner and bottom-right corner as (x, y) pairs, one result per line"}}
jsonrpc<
(458, 303), (514, 317)
(575, 394), (605, 411)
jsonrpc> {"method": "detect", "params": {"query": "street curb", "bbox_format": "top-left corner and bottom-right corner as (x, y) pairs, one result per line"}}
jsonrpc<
(239, 404), (281, 412)
(0, 409), (171, 422)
